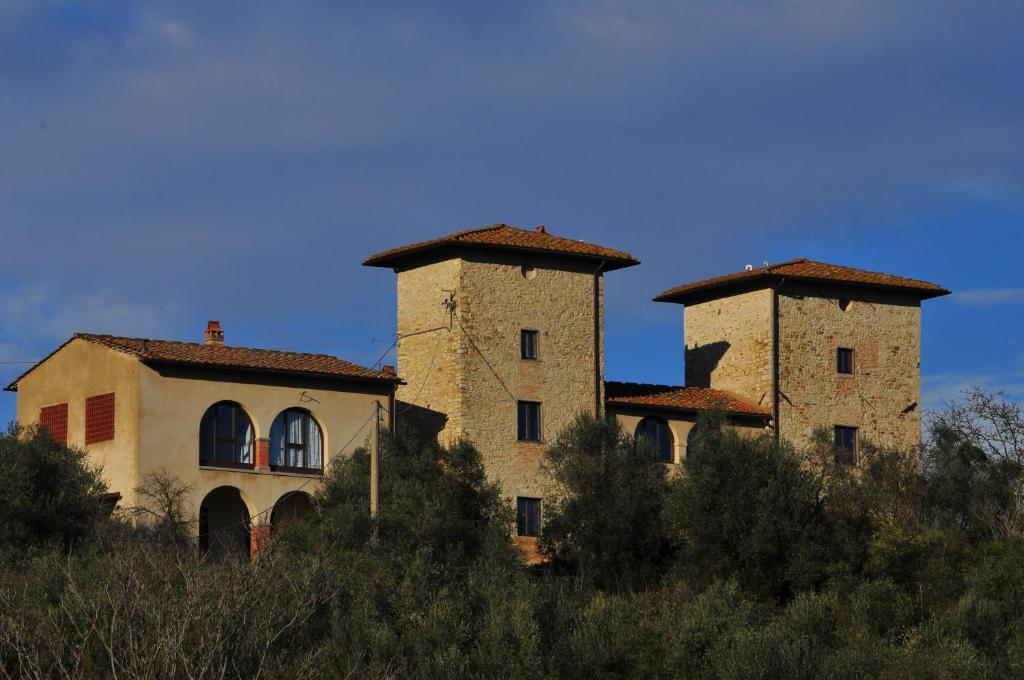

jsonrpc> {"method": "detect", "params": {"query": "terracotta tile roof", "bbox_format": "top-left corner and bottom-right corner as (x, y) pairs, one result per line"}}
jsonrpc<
(655, 258), (949, 304)
(605, 381), (769, 417)
(5, 333), (400, 391)
(363, 224), (640, 271)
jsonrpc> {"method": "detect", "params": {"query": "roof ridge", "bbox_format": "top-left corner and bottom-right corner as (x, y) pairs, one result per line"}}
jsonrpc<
(76, 332), (364, 362)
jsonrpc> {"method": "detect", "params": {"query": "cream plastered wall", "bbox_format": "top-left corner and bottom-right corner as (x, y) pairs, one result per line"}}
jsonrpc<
(610, 409), (767, 468)
(14, 338), (140, 502)
(137, 364), (392, 522)
(684, 288), (773, 408)
(777, 284), (922, 452)
(395, 251), (602, 503)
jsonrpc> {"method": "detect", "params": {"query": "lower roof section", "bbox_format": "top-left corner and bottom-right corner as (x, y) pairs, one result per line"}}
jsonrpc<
(604, 381), (770, 419)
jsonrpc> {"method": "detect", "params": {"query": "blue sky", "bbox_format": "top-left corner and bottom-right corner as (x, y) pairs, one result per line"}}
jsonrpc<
(2, 1), (1023, 426)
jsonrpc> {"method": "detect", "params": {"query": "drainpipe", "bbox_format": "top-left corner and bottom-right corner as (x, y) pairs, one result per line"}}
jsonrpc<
(772, 281), (782, 444)
(594, 260), (606, 418)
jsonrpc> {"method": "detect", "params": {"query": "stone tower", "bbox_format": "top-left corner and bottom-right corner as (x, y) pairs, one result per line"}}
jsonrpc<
(655, 259), (949, 454)
(364, 224), (638, 500)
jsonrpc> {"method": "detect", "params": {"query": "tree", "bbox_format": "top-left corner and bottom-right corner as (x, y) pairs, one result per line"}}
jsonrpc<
(313, 424), (542, 677)
(0, 424), (110, 552)
(928, 385), (1024, 466)
(667, 416), (833, 602)
(541, 414), (673, 592)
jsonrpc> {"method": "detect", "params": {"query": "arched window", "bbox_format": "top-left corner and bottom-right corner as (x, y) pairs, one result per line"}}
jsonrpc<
(199, 401), (254, 468)
(270, 408), (323, 472)
(635, 417), (674, 463)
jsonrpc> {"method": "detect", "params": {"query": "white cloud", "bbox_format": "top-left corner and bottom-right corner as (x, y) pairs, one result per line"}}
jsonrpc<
(951, 288), (1024, 305)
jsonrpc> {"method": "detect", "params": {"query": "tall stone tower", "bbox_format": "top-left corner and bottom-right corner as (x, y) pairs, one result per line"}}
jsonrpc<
(655, 259), (949, 455)
(364, 224), (639, 500)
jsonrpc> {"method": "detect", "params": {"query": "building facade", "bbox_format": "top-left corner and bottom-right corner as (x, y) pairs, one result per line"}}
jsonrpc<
(6, 323), (399, 556)
(655, 258), (949, 454)
(9, 224), (948, 554)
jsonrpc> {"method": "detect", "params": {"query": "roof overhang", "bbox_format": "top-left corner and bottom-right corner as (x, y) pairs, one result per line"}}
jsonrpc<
(654, 274), (951, 305)
(363, 242), (639, 272)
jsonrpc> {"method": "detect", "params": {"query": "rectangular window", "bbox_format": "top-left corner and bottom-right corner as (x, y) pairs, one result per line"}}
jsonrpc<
(834, 426), (858, 465)
(39, 403), (69, 445)
(85, 392), (115, 445)
(517, 497), (542, 537)
(517, 401), (542, 441)
(837, 347), (854, 375)
(520, 329), (539, 360)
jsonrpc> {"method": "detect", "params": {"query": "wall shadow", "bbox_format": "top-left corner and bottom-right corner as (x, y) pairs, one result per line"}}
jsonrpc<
(685, 341), (731, 388)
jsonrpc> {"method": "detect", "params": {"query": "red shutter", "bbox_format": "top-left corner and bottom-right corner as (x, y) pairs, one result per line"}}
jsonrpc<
(39, 403), (69, 445)
(85, 392), (115, 445)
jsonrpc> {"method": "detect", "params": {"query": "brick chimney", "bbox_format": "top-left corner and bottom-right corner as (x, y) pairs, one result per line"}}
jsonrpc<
(204, 320), (224, 346)
(381, 364), (396, 376)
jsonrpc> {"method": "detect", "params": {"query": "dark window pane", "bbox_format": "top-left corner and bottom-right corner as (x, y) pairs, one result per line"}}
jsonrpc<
(636, 418), (674, 462)
(837, 348), (854, 374)
(517, 497), (541, 537)
(834, 426), (857, 465)
(216, 440), (235, 462)
(521, 330), (538, 360)
(216, 403), (234, 438)
(199, 409), (215, 462)
(518, 401), (541, 441)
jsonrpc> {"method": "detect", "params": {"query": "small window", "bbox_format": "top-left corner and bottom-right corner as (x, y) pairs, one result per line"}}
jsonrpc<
(199, 401), (254, 468)
(39, 403), (69, 445)
(837, 348), (854, 375)
(517, 401), (542, 441)
(270, 408), (324, 472)
(85, 392), (115, 445)
(834, 426), (858, 465)
(517, 497), (542, 537)
(635, 417), (674, 462)
(521, 330), (539, 360)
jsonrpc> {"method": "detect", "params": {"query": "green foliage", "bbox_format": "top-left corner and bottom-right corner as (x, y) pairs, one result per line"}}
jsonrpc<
(541, 414), (672, 591)
(3, 393), (1024, 678)
(0, 424), (110, 552)
(667, 416), (833, 601)
(313, 425), (541, 678)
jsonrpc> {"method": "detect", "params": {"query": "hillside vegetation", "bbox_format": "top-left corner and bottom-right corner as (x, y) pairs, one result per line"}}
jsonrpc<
(1, 387), (1022, 679)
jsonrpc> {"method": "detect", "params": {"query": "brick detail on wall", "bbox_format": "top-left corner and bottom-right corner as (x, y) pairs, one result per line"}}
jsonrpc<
(39, 403), (69, 445)
(85, 392), (116, 445)
(255, 438), (270, 468)
(250, 524), (271, 560)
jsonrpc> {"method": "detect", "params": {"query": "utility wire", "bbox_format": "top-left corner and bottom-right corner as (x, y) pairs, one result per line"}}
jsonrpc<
(454, 313), (516, 401)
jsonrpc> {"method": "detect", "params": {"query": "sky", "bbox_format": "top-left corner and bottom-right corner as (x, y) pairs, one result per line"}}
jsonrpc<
(2, 0), (1023, 426)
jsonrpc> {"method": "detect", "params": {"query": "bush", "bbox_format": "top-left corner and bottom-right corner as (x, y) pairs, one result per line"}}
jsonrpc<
(541, 414), (673, 591)
(0, 425), (110, 552)
(667, 416), (833, 601)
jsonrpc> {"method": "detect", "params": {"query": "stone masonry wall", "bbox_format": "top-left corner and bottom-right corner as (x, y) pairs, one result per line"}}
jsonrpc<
(684, 288), (773, 409)
(395, 252), (601, 503)
(396, 259), (465, 440)
(457, 253), (601, 502)
(777, 283), (921, 452)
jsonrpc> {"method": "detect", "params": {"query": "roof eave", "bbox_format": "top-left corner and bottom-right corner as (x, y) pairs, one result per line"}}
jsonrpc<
(364, 241), (640, 271)
(654, 275), (950, 304)
(605, 399), (770, 419)
(140, 358), (404, 387)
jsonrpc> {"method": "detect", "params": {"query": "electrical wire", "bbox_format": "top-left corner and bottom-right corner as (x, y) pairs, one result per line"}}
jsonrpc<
(453, 313), (516, 401)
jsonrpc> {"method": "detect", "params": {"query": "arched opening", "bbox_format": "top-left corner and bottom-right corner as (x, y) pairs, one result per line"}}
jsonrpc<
(635, 417), (674, 463)
(269, 408), (324, 473)
(198, 486), (251, 559)
(685, 427), (701, 459)
(199, 401), (255, 468)
(270, 490), (314, 534)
